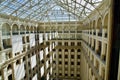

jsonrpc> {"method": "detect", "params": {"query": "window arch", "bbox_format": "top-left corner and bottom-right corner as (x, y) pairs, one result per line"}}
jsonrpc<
(2, 23), (10, 36)
(59, 49), (62, 52)
(71, 49), (74, 52)
(65, 49), (68, 52)
(77, 49), (81, 52)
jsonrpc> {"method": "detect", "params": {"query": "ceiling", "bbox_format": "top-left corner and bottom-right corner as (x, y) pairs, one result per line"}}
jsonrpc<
(0, 0), (103, 22)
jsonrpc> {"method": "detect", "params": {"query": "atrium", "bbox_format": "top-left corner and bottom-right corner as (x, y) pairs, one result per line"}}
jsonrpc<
(0, 0), (120, 80)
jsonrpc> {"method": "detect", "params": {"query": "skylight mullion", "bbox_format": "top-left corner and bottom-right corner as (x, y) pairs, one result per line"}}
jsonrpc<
(32, 4), (55, 20)
(0, 1), (12, 11)
(10, 0), (30, 15)
(27, 1), (55, 19)
(23, 0), (47, 18)
(71, 0), (93, 11)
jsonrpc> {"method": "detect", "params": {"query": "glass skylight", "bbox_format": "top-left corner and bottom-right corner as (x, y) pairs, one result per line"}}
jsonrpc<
(0, 0), (103, 22)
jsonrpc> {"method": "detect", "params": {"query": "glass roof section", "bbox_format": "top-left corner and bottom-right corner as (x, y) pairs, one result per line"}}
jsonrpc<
(0, 0), (103, 22)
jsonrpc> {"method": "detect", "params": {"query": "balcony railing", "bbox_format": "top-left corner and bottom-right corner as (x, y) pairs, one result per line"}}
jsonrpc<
(3, 45), (12, 49)
(64, 31), (69, 33)
(70, 38), (75, 40)
(70, 31), (75, 33)
(12, 32), (19, 35)
(26, 32), (29, 34)
(20, 32), (25, 34)
(2, 32), (10, 36)
(63, 38), (69, 40)
(77, 31), (82, 33)
(82, 40), (106, 66)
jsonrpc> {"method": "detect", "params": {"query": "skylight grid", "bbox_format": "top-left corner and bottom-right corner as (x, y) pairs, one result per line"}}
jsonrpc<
(0, 0), (103, 21)
(17, 0), (27, 4)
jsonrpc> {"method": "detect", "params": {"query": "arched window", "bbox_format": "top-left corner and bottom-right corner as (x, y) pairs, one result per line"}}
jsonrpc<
(71, 49), (74, 52)
(2, 23), (10, 36)
(59, 49), (62, 52)
(77, 49), (81, 52)
(12, 24), (19, 35)
(65, 49), (68, 52)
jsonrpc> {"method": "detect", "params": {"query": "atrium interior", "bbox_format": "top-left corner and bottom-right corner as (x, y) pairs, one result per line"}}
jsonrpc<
(0, 0), (120, 80)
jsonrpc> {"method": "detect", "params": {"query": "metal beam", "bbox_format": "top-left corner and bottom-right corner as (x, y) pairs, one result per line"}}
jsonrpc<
(24, 0), (51, 18)
(10, 0), (31, 15)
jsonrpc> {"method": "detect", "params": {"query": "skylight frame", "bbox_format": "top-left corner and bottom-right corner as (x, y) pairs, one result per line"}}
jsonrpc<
(0, 0), (103, 22)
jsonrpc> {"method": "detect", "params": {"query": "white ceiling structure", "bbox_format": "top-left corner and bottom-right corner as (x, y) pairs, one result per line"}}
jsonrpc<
(0, 0), (103, 22)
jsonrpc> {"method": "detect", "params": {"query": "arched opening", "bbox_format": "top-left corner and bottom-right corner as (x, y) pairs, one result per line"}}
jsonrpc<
(103, 13), (108, 38)
(71, 49), (74, 52)
(77, 49), (81, 52)
(59, 49), (62, 52)
(26, 26), (29, 34)
(30, 26), (34, 33)
(2, 23), (11, 36)
(34, 27), (37, 33)
(97, 41), (102, 56)
(20, 25), (25, 34)
(65, 49), (68, 52)
(93, 20), (96, 35)
(37, 26), (41, 33)
(2, 24), (12, 49)
(88, 22), (92, 34)
(97, 18), (102, 37)
(12, 24), (19, 35)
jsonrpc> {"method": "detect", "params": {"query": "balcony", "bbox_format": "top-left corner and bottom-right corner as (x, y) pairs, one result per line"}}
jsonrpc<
(58, 31), (62, 33)
(69, 38), (76, 40)
(77, 31), (82, 33)
(83, 40), (106, 66)
(63, 38), (69, 40)
(57, 38), (62, 40)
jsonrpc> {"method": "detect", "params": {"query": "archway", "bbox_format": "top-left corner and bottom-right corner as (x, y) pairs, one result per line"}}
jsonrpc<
(2, 23), (11, 36)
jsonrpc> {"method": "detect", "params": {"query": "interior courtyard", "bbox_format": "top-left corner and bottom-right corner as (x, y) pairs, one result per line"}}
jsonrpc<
(0, 0), (120, 80)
